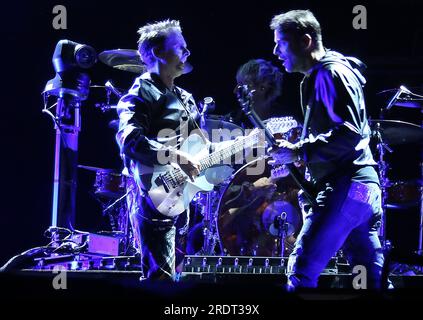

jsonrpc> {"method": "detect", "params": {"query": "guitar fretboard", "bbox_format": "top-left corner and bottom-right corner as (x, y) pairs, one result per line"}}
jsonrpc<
(199, 131), (260, 171)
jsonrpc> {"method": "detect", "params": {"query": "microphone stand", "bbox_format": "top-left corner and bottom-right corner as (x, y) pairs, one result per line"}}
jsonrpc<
(277, 212), (288, 257)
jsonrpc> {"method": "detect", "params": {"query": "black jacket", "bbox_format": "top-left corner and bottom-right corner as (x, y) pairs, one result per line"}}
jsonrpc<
(116, 73), (201, 191)
(116, 72), (200, 168)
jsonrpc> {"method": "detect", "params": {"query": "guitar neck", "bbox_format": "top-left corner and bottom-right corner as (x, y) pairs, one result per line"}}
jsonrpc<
(238, 93), (317, 206)
(246, 110), (278, 148)
(199, 132), (259, 171)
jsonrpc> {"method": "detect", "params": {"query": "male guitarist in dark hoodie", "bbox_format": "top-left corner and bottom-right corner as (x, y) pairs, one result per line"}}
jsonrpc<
(116, 20), (204, 280)
(270, 10), (384, 289)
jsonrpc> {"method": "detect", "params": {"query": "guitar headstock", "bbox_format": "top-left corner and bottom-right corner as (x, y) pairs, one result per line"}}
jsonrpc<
(270, 164), (290, 180)
(265, 116), (299, 135)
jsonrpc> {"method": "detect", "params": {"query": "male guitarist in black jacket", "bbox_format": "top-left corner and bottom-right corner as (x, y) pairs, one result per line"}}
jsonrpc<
(270, 10), (384, 289)
(116, 20), (203, 280)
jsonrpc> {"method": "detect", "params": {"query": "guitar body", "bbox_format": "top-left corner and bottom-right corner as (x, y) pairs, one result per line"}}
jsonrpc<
(148, 134), (214, 217)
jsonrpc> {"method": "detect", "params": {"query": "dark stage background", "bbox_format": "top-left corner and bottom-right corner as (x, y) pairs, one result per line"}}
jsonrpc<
(0, 0), (422, 266)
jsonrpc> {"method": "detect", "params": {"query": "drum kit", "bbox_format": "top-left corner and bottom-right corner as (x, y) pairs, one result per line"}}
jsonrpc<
(78, 48), (423, 260)
(371, 87), (423, 255)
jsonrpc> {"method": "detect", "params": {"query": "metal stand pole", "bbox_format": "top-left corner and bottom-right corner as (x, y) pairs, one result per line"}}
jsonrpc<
(51, 96), (81, 229)
(278, 212), (288, 257)
(199, 189), (221, 255)
(201, 191), (213, 255)
(374, 122), (393, 248)
(418, 171), (423, 255)
(418, 108), (423, 255)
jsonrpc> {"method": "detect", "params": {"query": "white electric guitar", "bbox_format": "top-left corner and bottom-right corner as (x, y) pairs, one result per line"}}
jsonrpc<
(147, 117), (299, 217)
(147, 128), (260, 217)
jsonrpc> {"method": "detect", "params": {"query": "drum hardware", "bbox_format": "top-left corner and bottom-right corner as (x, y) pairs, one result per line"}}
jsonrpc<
(78, 164), (136, 255)
(383, 86), (423, 256)
(371, 121), (392, 247)
(374, 120), (422, 250)
(200, 190), (220, 255)
(271, 212), (289, 257)
(92, 81), (124, 112)
(216, 158), (301, 257)
(369, 119), (423, 146)
(378, 85), (423, 110)
(101, 180), (138, 256)
(371, 87), (423, 255)
(188, 188), (224, 256)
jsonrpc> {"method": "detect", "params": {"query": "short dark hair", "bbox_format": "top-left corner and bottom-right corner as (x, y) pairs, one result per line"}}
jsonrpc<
(236, 59), (283, 102)
(137, 19), (182, 66)
(270, 10), (322, 43)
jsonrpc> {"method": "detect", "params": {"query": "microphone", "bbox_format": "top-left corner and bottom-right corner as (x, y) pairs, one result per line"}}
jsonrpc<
(200, 97), (215, 114)
(386, 87), (403, 111)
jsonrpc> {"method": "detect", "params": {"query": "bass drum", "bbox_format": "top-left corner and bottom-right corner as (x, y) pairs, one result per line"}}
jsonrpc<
(217, 158), (302, 257)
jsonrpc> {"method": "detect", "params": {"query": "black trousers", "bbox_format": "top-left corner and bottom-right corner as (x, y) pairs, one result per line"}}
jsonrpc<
(132, 195), (178, 280)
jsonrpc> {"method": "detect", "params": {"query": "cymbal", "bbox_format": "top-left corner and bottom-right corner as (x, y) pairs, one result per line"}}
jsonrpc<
(90, 84), (123, 90)
(393, 99), (423, 109)
(369, 119), (423, 145)
(98, 49), (193, 74)
(78, 165), (116, 173)
(98, 49), (146, 74)
(376, 87), (423, 95)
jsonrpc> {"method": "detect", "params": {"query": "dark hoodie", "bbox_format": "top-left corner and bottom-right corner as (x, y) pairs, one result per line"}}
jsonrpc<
(299, 50), (378, 186)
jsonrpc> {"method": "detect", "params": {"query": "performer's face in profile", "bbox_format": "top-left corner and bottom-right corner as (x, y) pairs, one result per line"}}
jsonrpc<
(158, 31), (191, 78)
(273, 30), (306, 73)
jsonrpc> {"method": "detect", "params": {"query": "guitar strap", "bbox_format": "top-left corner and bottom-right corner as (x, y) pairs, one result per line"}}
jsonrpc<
(299, 74), (314, 142)
(173, 86), (209, 143)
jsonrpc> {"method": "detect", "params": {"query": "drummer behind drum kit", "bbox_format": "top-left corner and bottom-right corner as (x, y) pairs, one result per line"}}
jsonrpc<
(79, 49), (423, 263)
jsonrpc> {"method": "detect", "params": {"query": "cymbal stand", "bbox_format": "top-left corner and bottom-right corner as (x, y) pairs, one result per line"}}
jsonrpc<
(101, 187), (134, 255)
(94, 81), (122, 112)
(276, 212), (288, 257)
(201, 190), (218, 255)
(373, 122), (393, 248)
